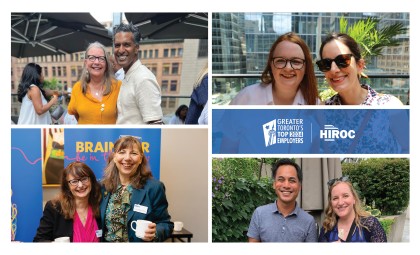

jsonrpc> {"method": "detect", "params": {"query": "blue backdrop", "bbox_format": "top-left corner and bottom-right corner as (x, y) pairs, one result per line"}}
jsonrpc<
(11, 128), (162, 242)
(11, 129), (43, 242)
(64, 128), (162, 180)
(213, 109), (409, 154)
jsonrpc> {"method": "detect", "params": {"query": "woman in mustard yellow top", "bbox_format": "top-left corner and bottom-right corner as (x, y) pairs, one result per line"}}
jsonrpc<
(68, 42), (122, 124)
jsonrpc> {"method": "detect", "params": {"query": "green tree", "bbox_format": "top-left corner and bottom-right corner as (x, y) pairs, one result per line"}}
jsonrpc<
(339, 16), (407, 63)
(43, 77), (62, 91)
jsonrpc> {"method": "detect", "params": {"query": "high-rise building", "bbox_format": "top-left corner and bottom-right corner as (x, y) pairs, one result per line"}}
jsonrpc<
(213, 12), (409, 75)
(212, 12), (409, 103)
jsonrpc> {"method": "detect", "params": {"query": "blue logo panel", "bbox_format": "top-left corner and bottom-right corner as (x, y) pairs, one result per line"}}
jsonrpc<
(65, 129), (162, 180)
(212, 109), (409, 154)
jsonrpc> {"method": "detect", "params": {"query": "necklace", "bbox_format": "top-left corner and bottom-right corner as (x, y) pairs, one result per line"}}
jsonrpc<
(89, 84), (103, 96)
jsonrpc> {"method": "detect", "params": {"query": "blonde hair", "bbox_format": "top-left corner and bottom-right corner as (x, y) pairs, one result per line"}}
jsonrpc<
(322, 180), (369, 233)
(193, 63), (208, 89)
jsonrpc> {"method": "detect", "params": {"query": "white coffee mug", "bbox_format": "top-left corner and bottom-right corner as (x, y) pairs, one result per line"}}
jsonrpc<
(54, 236), (70, 242)
(130, 220), (152, 238)
(174, 221), (183, 231)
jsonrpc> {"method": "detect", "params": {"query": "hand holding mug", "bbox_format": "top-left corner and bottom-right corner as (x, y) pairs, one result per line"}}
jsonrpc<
(131, 220), (156, 241)
(143, 222), (157, 241)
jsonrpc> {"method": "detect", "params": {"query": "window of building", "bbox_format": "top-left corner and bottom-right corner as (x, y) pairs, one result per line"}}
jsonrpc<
(52, 67), (56, 76)
(161, 80), (168, 92)
(71, 66), (77, 77)
(144, 50), (148, 58)
(155, 49), (159, 58)
(171, 63), (179, 74)
(149, 50), (153, 58)
(63, 66), (67, 76)
(44, 67), (48, 77)
(58, 67), (62, 76)
(170, 80), (177, 92)
(168, 98), (176, 108)
(198, 39), (208, 57)
(149, 64), (157, 76)
(164, 49), (169, 57)
(161, 98), (167, 108)
(171, 48), (176, 57)
(138, 50), (142, 58)
(77, 66), (83, 77)
(163, 64), (170, 75)
(178, 48), (183, 57)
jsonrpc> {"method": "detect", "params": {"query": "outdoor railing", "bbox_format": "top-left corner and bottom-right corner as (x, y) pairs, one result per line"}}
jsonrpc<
(11, 94), (191, 125)
(212, 73), (409, 105)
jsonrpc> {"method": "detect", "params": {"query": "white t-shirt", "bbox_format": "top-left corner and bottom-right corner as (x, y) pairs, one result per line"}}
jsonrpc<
(198, 101), (208, 125)
(18, 85), (51, 125)
(230, 83), (317, 105)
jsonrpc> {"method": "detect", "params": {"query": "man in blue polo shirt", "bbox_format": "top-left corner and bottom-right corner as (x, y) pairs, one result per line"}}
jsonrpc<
(247, 158), (317, 242)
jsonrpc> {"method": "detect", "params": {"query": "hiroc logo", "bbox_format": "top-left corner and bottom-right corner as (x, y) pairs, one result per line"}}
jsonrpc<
(320, 125), (355, 141)
(263, 120), (277, 146)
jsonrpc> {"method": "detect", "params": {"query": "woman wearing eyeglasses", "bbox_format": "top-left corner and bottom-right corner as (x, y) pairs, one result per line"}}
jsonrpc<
(318, 176), (387, 242)
(317, 33), (402, 105)
(230, 32), (320, 105)
(68, 41), (122, 124)
(34, 162), (102, 242)
(100, 136), (173, 242)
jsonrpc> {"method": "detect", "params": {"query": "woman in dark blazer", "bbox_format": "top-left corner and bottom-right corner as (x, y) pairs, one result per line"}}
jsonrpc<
(100, 136), (173, 242)
(34, 162), (101, 242)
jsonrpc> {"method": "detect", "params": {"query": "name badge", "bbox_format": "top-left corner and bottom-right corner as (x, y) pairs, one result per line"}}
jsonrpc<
(96, 229), (102, 238)
(134, 204), (148, 214)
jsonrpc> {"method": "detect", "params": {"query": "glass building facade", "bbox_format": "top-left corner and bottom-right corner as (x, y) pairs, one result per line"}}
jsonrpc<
(212, 12), (410, 104)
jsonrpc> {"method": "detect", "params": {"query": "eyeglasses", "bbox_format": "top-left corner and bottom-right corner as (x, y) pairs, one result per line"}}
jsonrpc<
(87, 55), (106, 63)
(327, 176), (349, 187)
(316, 54), (353, 72)
(272, 57), (305, 70)
(68, 176), (90, 186)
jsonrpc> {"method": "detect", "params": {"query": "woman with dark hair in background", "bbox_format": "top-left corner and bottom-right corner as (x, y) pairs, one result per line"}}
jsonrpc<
(169, 104), (188, 124)
(34, 162), (102, 242)
(17, 63), (59, 124)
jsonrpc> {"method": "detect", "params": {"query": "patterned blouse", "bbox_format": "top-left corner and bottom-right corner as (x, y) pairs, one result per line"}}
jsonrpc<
(318, 216), (387, 242)
(104, 184), (133, 242)
(325, 84), (403, 105)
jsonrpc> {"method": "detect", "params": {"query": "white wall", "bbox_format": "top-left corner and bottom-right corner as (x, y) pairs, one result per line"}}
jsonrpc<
(43, 128), (209, 242)
(160, 128), (208, 242)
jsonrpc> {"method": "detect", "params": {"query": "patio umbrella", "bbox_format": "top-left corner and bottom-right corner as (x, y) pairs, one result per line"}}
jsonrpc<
(124, 13), (208, 40)
(11, 13), (112, 58)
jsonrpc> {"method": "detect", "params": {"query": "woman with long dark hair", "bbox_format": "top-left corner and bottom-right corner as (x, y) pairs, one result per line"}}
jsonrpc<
(17, 63), (58, 124)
